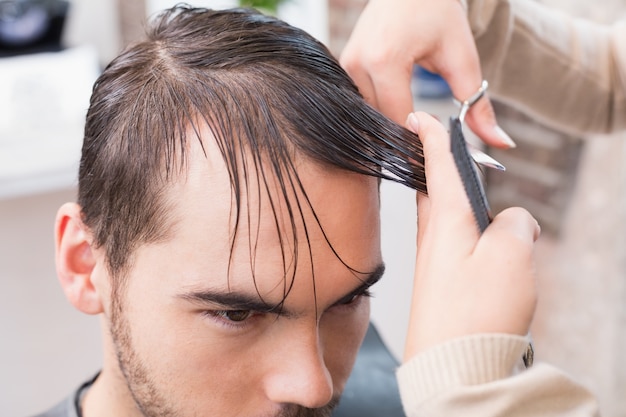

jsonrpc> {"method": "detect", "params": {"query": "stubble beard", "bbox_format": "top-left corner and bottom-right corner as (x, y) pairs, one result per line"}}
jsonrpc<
(110, 293), (340, 417)
(110, 288), (177, 417)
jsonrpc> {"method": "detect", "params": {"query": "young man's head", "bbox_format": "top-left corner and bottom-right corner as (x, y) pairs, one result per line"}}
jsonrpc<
(55, 6), (425, 417)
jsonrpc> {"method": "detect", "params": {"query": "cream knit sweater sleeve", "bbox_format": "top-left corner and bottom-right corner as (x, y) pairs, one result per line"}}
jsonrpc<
(466, 0), (626, 134)
(396, 334), (600, 416)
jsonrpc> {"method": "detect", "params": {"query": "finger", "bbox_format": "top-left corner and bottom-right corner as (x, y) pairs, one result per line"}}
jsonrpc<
(434, 35), (516, 149)
(416, 190), (431, 248)
(370, 62), (415, 124)
(407, 112), (478, 247)
(475, 207), (541, 264)
(407, 112), (469, 212)
(341, 55), (380, 110)
(444, 73), (516, 148)
(465, 96), (517, 149)
(481, 207), (541, 247)
(406, 113), (431, 247)
(473, 207), (540, 335)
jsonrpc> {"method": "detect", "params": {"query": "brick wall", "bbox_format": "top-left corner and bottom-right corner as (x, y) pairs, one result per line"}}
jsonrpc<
(486, 101), (584, 235)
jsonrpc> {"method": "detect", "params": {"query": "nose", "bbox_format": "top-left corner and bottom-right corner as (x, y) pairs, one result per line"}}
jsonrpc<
(263, 329), (334, 409)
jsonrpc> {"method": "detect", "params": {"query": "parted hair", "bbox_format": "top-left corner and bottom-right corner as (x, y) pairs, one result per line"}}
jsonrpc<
(78, 5), (426, 280)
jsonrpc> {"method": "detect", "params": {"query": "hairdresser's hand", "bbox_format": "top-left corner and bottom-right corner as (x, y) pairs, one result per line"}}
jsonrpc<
(341, 0), (515, 149)
(403, 112), (539, 360)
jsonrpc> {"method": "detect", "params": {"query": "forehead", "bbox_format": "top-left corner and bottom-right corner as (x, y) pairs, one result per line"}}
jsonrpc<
(156, 124), (382, 300)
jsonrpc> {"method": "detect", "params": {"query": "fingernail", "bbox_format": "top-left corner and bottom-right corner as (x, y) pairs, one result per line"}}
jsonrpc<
(407, 113), (419, 132)
(495, 125), (517, 148)
(534, 221), (541, 241)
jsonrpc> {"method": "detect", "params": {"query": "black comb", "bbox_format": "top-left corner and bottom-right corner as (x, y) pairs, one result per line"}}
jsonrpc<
(449, 116), (491, 233)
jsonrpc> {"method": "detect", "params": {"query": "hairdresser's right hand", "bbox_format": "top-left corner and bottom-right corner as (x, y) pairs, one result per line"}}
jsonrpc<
(403, 112), (540, 360)
(341, 0), (515, 149)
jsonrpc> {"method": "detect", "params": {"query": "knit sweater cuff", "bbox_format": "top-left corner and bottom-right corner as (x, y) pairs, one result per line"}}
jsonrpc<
(396, 334), (530, 411)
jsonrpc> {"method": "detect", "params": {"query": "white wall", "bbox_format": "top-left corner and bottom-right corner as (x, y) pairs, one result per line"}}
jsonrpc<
(1, 2), (112, 412)
(0, 188), (103, 416)
(62, 0), (122, 65)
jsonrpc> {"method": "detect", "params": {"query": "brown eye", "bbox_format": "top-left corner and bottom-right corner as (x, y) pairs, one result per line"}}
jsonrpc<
(203, 309), (260, 330)
(341, 294), (360, 305)
(221, 310), (252, 322)
(340, 289), (372, 306)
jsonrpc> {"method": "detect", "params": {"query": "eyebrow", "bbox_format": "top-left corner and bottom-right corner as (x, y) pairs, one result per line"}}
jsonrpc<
(330, 263), (385, 307)
(176, 263), (386, 317)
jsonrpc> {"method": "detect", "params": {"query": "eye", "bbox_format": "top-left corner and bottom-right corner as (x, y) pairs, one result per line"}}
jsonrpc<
(341, 293), (362, 305)
(333, 288), (372, 311)
(214, 310), (253, 322)
(202, 309), (260, 330)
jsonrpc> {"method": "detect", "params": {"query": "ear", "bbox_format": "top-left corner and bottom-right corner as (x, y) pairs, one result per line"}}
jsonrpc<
(55, 202), (104, 315)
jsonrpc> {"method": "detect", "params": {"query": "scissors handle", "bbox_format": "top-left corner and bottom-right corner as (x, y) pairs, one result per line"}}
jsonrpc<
(455, 80), (489, 123)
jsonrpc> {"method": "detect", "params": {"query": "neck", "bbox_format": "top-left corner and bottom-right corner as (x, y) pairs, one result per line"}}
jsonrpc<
(81, 371), (135, 417)
(82, 320), (142, 417)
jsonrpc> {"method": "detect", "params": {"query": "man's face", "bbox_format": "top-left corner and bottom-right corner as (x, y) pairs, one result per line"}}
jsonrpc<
(99, 128), (383, 417)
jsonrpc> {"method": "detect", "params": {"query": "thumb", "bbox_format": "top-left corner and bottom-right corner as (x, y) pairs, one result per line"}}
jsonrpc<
(444, 71), (517, 149)
(434, 39), (517, 149)
(465, 95), (517, 149)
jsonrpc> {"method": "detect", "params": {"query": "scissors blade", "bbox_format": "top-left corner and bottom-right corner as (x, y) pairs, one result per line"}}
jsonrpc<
(469, 145), (505, 171)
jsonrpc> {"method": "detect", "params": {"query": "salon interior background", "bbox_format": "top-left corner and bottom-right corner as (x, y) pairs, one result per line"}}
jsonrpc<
(1, 0), (625, 416)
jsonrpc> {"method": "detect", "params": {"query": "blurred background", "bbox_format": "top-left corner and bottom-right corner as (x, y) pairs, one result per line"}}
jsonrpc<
(0, 0), (625, 415)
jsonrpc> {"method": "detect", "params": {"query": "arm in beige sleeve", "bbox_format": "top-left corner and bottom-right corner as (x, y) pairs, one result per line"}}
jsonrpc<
(467, 0), (626, 134)
(397, 334), (600, 417)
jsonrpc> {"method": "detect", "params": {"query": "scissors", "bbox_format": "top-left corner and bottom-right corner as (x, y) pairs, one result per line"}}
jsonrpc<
(450, 80), (501, 233)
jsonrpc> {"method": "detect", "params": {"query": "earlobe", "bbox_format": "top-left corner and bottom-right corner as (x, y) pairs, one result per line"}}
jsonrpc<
(55, 202), (104, 315)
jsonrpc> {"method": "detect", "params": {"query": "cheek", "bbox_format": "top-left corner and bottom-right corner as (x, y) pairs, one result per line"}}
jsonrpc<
(125, 302), (253, 390)
(320, 299), (371, 391)
(124, 307), (274, 414)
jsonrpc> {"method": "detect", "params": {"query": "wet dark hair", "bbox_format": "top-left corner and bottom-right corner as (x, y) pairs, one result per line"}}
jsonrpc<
(78, 6), (426, 287)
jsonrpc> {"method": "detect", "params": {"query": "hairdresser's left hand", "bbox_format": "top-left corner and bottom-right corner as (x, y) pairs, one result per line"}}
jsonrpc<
(403, 112), (540, 360)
